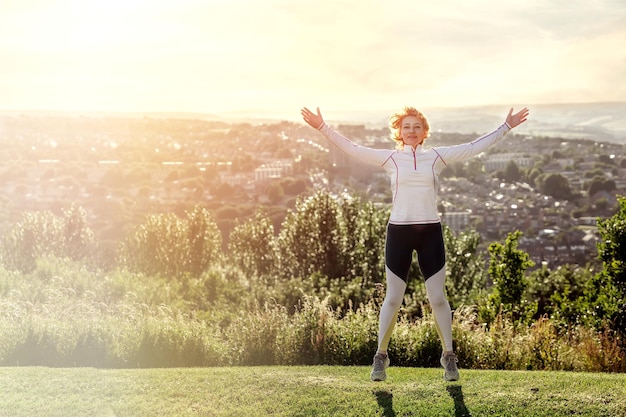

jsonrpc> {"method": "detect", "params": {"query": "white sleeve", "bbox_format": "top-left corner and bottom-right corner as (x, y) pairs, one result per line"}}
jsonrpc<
(435, 122), (511, 163)
(318, 123), (392, 167)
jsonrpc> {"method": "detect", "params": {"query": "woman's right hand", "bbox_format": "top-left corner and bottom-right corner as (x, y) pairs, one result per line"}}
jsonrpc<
(301, 107), (325, 129)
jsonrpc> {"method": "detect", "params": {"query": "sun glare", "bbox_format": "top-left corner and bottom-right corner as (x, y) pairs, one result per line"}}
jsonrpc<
(1, 0), (624, 114)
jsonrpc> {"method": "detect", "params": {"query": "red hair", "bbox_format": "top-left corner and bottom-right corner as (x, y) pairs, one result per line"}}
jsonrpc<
(389, 106), (430, 148)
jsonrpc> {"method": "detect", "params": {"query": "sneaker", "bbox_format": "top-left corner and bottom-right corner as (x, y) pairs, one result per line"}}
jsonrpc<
(440, 352), (460, 381)
(370, 353), (390, 381)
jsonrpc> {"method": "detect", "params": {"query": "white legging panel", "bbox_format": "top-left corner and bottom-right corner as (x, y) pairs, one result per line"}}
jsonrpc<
(377, 265), (452, 353)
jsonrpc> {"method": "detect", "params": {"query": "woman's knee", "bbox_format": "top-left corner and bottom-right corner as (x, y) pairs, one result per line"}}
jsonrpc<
(427, 292), (447, 309)
(383, 292), (404, 310)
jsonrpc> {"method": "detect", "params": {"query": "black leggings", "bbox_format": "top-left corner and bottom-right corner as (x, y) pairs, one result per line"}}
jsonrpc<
(385, 223), (446, 282)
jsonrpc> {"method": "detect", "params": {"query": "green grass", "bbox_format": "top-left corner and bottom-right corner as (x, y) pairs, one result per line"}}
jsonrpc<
(0, 366), (624, 416)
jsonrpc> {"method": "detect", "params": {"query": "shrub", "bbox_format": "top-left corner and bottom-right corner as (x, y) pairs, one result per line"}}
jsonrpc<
(277, 295), (333, 365)
(225, 301), (289, 366)
(1, 204), (94, 273)
(324, 302), (379, 365)
(481, 231), (537, 325)
(119, 205), (221, 279)
(390, 315), (442, 368)
(227, 210), (276, 279)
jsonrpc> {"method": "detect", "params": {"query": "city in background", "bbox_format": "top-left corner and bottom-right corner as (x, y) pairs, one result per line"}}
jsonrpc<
(0, 102), (625, 270)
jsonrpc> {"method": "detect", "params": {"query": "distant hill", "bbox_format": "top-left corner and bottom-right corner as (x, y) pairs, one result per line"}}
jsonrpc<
(216, 102), (626, 144)
(518, 102), (626, 144)
(296, 102), (626, 144)
(418, 102), (626, 144)
(2, 102), (625, 143)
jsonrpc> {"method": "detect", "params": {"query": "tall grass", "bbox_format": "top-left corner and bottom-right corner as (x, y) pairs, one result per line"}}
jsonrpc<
(0, 257), (624, 371)
(2, 294), (623, 371)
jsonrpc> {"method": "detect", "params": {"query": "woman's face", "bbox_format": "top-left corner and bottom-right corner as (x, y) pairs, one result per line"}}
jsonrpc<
(400, 115), (426, 148)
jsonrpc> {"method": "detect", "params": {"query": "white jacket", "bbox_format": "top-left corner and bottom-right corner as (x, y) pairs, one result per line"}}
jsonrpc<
(317, 121), (512, 224)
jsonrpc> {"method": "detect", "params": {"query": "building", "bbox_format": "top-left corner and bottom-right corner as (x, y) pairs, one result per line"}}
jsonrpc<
(443, 211), (471, 232)
(483, 153), (535, 171)
(254, 160), (293, 181)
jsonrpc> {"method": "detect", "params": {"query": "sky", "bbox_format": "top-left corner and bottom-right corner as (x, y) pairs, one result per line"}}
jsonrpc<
(1, 0), (625, 118)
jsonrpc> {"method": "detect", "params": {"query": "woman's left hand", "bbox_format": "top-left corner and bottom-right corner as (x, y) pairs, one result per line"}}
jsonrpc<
(506, 107), (530, 128)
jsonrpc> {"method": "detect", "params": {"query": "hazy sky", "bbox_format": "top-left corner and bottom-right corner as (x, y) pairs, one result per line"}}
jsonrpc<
(2, 0), (625, 116)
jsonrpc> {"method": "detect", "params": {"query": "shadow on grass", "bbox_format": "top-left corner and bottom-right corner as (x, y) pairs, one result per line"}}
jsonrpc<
(374, 390), (396, 417)
(446, 384), (471, 417)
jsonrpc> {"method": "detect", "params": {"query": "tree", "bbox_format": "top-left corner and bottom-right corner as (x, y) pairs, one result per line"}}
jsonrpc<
(585, 168), (606, 179)
(185, 206), (223, 277)
(281, 177), (310, 195)
(270, 190), (390, 312)
(581, 195), (626, 331)
(339, 196), (388, 287)
(274, 190), (389, 288)
(588, 177), (616, 197)
(503, 160), (522, 182)
(232, 154), (257, 172)
(526, 167), (542, 185)
(1, 205), (95, 273)
(266, 182), (285, 204)
(275, 191), (346, 280)
(598, 154), (616, 165)
(480, 230), (536, 324)
(443, 226), (486, 308)
(537, 173), (571, 200)
(213, 182), (234, 199)
(119, 205), (221, 278)
(228, 210), (276, 279)
(62, 203), (95, 261)
(526, 264), (592, 324)
(1, 211), (63, 272)
(465, 159), (484, 182)
(594, 198), (609, 211)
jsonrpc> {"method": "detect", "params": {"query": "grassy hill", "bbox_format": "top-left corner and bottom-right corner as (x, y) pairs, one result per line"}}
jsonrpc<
(2, 366), (625, 416)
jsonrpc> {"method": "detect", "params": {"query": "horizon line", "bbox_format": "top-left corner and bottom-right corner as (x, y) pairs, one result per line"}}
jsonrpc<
(1, 100), (625, 118)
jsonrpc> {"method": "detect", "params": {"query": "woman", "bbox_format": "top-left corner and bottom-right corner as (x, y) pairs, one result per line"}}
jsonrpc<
(301, 105), (529, 381)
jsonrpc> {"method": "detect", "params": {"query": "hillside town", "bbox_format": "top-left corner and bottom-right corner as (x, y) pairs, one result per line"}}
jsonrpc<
(0, 113), (624, 269)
